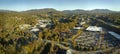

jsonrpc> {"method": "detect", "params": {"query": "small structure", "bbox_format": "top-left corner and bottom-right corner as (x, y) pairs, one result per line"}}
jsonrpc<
(30, 28), (39, 32)
(37, 20), (51, 28)
(86, 26), (102, 32)
(66, 49), (72, 54)
(80, 22), (86, 25)
(30, 27), (41, 36)
(39, 24), (47, 28)
(73, 27), (83, 30)
(19, 24), (31, 30)
(38, 20), (51, 24)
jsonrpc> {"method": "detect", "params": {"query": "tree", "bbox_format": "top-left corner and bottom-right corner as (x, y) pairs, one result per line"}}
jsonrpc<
(38, 32), (43, 39)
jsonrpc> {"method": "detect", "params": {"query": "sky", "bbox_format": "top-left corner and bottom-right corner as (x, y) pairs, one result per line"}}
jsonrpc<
(0, 0), (120, 11)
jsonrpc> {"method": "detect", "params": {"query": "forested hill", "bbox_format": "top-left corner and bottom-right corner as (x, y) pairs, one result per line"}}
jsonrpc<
(0, 8), (120, 25)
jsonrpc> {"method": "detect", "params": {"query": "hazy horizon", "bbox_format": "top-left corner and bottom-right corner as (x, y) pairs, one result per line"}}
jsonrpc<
(0, 0), (120, 11)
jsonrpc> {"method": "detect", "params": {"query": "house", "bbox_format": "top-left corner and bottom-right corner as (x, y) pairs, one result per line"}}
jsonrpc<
(86, 26), (102, 32)
(30, 28), (39, 32)
(29, 27), (42, 36)
(80, 22), (86, 25)
(39, 24), (47, 28)
(66, 50), (72, 54)
(19, 24), (31, 30)
(37, 20), (52, 28)
(38, 20), (51, 24)
(73, 27), (83, 30)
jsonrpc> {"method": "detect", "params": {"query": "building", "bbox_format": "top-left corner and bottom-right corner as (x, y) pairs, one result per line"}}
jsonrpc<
(80, 22), (86, 25)
(86, 26), (102, 32)
(19, 24), (31, 30)
(73, 27), (83, 30)
(66, 50), (72, 54)
(37, 20), (52, 28)
(30, 28), (39, 32)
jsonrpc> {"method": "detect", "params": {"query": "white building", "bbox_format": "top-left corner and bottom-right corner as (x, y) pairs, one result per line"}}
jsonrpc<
(30, 28), (39, 32)
(19, 24), (31, 30)
(37, 20), (51, 28)
(80, 22), (86, 25)
(86, 26), (102, 32)
(73, 27), (83, 30)
(66, 50), (72, 54)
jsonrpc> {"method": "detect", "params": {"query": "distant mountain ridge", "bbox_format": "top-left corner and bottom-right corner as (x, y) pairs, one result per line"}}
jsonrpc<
(0, 8), (119, 13)
(63, 9), (116, 14)
(0, 10), (17, 12)
(91, 9), (111, 11)
(23, 8), (57, 12)
(90, 9), (113, 13)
